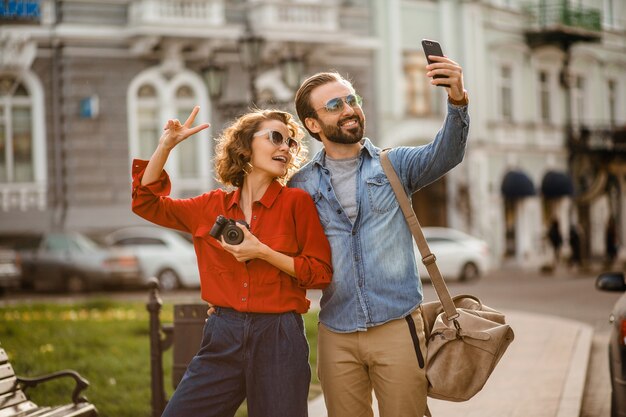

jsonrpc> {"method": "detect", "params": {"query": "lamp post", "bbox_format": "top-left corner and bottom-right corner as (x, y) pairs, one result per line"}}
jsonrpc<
(238, 33), (265, 104)
(280, 55), (305, 92)
(201, 63), (226, 101)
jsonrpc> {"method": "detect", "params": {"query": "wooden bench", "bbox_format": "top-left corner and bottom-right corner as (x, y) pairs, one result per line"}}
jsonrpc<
(147, 279), (205, 417)
(0, 347), (98, 417)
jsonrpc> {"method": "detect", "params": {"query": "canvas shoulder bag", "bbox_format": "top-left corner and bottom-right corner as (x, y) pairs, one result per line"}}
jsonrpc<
(380, 149), (515, 402)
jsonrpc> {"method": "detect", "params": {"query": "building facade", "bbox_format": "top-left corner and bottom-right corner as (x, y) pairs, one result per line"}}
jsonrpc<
(376, 0), (626, 268)
(0, 0), (377, 233)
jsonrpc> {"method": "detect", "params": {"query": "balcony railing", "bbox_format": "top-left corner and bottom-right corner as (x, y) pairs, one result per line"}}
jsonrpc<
(567, 124), (626, 155)
(525, 2), (602, 32)
(0, 183), (46, 212)
(129, 0), (225, 27)
(249, 0), (338, 33)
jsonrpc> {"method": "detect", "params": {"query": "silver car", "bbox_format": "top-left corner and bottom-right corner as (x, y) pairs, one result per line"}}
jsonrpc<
(414, 227), (492, 281)
(104, 226), (200, 291)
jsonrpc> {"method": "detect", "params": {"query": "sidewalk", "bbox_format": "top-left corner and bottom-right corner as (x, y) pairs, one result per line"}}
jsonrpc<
(307, 310), (593, 417)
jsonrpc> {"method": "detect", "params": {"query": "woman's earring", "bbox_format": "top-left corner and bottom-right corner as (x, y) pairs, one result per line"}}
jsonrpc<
(243, 162), (254, 175)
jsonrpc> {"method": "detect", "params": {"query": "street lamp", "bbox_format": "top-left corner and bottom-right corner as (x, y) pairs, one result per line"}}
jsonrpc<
(238, 33), (265, 104)
(280, 55), (305, 91)
(201, 64), (226, 101)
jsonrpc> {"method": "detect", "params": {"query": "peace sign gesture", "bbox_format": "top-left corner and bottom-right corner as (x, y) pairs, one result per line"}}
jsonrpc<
(159, 106), (210, 151)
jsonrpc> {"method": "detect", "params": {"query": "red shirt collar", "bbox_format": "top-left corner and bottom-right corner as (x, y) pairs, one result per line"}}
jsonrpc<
(226, 180), (284, 210)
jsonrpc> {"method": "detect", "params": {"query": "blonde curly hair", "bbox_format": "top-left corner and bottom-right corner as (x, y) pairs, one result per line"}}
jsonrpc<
(214, 109), (307, 187)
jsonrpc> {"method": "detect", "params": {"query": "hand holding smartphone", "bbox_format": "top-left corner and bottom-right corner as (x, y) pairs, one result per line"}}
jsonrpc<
(421, 39), (450, 88)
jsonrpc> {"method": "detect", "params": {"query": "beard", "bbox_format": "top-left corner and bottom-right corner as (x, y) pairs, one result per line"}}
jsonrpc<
(319, 115), (365, 145)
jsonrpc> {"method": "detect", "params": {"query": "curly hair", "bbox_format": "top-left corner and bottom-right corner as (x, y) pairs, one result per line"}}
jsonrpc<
(214, 109), (307, 187)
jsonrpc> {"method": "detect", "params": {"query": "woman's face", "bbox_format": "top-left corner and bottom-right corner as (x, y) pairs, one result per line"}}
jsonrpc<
(249, 119), (296, 180)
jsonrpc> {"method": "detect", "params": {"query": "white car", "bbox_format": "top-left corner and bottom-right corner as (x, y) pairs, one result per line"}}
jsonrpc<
(104, 226), (200, 291)
(414, 227), (491, 282)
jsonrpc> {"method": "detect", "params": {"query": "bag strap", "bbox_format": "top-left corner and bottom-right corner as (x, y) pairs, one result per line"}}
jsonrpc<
(380, 149), (459, 321)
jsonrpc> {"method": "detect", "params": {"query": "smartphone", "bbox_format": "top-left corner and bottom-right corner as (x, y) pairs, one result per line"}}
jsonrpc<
(421, 39), (449, 87)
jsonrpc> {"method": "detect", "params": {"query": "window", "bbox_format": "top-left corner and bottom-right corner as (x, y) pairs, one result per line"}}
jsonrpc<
(175, 85), (199, 179)
(608, 79), (617, 127)
(128, 68), (211, 198)
(500, 66), (513, 122)
(0, 75), (33, 183)
(403, 51), (431, 116)
(136, 84), (160, 160)
(538, 71), (551, 123)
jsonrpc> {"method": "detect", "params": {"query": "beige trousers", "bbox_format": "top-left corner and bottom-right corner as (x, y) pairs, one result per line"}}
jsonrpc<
(317, 308), (428, 417)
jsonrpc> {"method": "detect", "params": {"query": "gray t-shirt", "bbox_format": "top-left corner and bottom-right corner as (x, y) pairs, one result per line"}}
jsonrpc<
(325, 155), (359, 223)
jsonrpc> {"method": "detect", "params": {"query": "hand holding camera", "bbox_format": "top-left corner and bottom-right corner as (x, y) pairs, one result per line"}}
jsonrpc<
(210, 215), (267, 263)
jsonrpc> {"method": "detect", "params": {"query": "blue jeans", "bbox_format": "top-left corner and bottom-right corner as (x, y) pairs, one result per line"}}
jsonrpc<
(161, 307), (311, 417)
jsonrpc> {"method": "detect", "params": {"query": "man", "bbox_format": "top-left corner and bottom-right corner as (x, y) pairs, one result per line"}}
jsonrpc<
(288, 55), (469, 417)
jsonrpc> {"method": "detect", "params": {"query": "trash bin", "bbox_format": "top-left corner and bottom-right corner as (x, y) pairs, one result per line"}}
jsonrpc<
(172, 304), (207, 388)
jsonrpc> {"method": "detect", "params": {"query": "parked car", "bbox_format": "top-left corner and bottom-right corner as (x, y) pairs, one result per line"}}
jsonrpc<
(104, 226), (200, 291)
(596, 271), (626, 417)
(414, 227), (491, 281)
(0, 247), (21, 294)
(0, 232), (141, 293)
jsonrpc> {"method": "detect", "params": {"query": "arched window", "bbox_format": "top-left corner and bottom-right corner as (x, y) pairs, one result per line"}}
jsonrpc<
(137, 84), (160, 160)
(128, 68), (212, 198)
(0, 75), (33, 183)
(174, 84), (199, 179)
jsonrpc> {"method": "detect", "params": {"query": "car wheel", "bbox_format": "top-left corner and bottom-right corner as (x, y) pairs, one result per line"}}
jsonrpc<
(460, 262), (480, 281)
(65, 274), (88, 293)
(158, 269), (180, 291)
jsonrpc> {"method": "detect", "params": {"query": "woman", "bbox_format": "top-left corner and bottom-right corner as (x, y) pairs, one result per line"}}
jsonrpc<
(132, 106), (332, 417)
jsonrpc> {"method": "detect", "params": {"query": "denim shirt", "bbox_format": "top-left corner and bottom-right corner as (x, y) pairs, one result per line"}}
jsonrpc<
(289, 102), (469, 332)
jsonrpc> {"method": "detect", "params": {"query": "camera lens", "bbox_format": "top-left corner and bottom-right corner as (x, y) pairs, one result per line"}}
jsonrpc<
(224, 226), (244, 245)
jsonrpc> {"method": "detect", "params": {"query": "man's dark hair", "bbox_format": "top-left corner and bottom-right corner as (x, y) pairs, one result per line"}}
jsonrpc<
(294, 72), (353, 142)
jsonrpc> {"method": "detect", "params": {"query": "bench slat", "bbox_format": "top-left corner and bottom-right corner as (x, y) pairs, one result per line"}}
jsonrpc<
(34, 403), (98, 417)
(0, 400), (38, 417)
(0, 377), (17, 396)
(0, 389), (28, 410)
(0, 350), (7, 365)
(0, 365), (14, 381)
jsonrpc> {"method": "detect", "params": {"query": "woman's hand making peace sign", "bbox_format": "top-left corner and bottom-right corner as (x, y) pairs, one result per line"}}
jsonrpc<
(140, 106), (210, 186)
(159, 106), (211, 151)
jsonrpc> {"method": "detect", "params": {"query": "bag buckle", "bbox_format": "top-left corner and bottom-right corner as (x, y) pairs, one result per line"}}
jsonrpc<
(422, 253), (437, 266)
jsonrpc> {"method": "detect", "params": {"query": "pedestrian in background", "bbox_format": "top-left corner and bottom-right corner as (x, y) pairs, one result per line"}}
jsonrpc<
(568, 223), (582, 270)
(547, 218), (563, 268)
(132, 107), (332, 417)
(606, 216), (619, 268)
(289, 51), (469, 417)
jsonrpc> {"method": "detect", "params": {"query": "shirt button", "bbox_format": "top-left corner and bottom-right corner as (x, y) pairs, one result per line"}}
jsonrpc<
(243, 282), (248, 287)
(253, 215), (257, 220)
(327, 187), (331, 191)
(242, 297), (247, 302)
(352, 231), (356, 235)
(355, 256), (359, 261)
(336, 209), (341, 214)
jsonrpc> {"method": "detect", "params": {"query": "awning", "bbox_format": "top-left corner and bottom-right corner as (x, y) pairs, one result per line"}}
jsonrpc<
(501, 170), (536, 199)
(541, 171), (574, 199)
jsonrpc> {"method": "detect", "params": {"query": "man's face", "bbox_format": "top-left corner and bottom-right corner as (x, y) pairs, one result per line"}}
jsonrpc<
(306, 81), (366, 145)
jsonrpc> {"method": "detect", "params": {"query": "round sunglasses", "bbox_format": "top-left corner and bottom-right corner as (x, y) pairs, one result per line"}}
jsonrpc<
(253, 129), (299, 153)
(315, 94), (363, 114)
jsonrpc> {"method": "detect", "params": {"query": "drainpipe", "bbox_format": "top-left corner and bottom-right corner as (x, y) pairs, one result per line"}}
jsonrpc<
(51, 0), (67, 231)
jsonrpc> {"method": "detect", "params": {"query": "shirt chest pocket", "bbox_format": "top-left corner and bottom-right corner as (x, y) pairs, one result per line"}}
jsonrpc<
(312, 192), (330, 227)
(366, 175), (399, 214)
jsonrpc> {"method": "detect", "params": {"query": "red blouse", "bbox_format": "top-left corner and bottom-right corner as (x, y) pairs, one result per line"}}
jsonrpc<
(131, 159), (332, 314)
